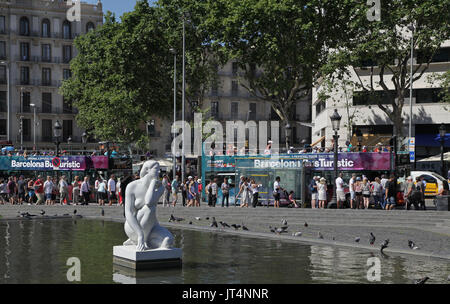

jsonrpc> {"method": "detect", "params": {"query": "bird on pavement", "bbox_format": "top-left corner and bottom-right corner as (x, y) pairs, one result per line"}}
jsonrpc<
(269, 226), (276, 233)
(40, 210), (45, 216)
(231, 224), (241, 230)
(280, 225), (288, 231)
(73, 209), (77, 215)
(169, 214), (176, 222)
(242, 224), (248, 231)
(281, 219), (288, 226)
(101, 209), (104, 216)
(408, 240), (419, 250)
(195, 217), (201, 221)
(414, 277), (429, 284)
(355, 237), (360, 243)
(369, 233), (376, 245)
(292, 232), (302, 237)
(188, 221), (192, 225)
(210, 217), (218, 228)
(304, 222), (308, 227)
(318, 231), (324, 239)
(205, 217), (210, 220)
(381, 239), (389, 252)
(222, 221), (230, 228)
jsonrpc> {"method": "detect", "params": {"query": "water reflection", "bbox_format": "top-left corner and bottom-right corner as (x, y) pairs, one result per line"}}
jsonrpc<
(0, 219), (448, 284)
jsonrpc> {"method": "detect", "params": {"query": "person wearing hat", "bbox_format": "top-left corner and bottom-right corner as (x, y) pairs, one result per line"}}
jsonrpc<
(318, 178), (327, 208)
(186, 176), (195, 207)
(309, 176), (319, 209)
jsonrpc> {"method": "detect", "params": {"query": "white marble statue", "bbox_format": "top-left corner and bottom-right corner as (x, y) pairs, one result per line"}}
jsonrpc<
(123, 160), (174, 251)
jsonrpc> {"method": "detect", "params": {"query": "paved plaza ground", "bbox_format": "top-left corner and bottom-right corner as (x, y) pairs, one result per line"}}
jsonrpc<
(1, 200), (449, 261)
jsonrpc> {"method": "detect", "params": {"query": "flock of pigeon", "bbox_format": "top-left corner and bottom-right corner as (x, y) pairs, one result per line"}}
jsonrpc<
(167, 215), (445, 284)
(169, 214), (249, 231)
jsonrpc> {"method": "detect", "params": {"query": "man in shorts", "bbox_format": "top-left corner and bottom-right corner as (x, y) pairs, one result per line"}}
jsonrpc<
(384, 174), (397, 210)
(335, 173), (346, 209)
(34, 176), (44, 205)
(107, 174), (117, 206)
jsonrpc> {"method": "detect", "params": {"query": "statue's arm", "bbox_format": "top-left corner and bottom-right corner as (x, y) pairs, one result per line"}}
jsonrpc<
(124, 184), (145, 247)
(145, 179), (164, 205)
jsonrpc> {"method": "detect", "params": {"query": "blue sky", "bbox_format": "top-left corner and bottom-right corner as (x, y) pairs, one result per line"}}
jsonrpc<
(84, 1), (152, 19)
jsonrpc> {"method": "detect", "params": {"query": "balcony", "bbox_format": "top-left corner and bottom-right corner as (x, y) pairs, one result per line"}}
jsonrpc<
(16, 55), (31, 62)
(40, 80), (61, 87)
(33, 56), (62, 64)
(16, 106), (78, 115)
(51, 32), (79, 40)
(62, 57), (72, 64)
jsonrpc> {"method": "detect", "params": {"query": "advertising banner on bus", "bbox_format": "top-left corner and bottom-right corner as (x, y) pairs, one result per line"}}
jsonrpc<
(0, 156), (109, 171)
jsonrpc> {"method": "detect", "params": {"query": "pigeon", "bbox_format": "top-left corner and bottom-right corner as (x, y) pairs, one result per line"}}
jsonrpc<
(231, 224), (241, 230)
(242, 224), (248, 231)
(73, 209), (77, 215)
(408, 240), (419, 250)
(281, 219), (288, 226)
(292, 232), (302, 237)
(274, 227), (288, 234)
(332, 237), (335, 241)
(381, 239), (389, 252)
(414, 277), (429, 284)
(188, 221), (192, 225)
(210, 217), (218, 228)
(169, 214), (176, 222)
(220, 221), (230, 228)
(369, 233), (376, 245)
(269, 226), (276, 233)
(318, 231), (324, 239)
(195, 217), (201, 221)
(280, 225), (288, 231)
(63, 213), (69, 216)
(101, 209), (104, 216)
(304, 222), (308, 227)
(40, 210), (45, 216)
(355, 237), (360, 243)
(205, 217), (210, 220)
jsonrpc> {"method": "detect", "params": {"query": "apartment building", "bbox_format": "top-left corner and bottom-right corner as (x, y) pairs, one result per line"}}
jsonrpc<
(312, 41), (450, 159)
(148, 60), (312, 157)
(0, 0), (103, 151)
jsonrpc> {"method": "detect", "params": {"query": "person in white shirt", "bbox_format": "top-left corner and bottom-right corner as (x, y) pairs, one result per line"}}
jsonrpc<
(43, 176), (54, 205)
(107, 174), (117, 206)
(335, 173), (345, 209)
(81, 176), (90, 205)
(97, 178), (107, 206)
(349, 173), (356, 209)
(273, 176), (283, 208)
(94, 176), (101, 205)
(59, 175), (69, 205)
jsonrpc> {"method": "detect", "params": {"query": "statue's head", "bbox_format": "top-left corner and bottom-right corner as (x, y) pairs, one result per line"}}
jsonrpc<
(140, 160), (160, 179)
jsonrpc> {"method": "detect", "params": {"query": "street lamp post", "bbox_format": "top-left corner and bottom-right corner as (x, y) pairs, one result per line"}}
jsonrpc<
(408, 25), (415, 171)
(330, 109), (342, 208)
(81, 132), (87, 155)
(170, 47), (177, 181)
(356, 129), (362, 152)
(30, 103), (36, 151)
(67, 136), (72, 155)
(53, 120), (62, 156)
(0, 61), (10, 141)
(439, 124), (446, 178)
(285, 123), (292, 152)
(181, 12), (190, 184)
(19, 115), (23, 150)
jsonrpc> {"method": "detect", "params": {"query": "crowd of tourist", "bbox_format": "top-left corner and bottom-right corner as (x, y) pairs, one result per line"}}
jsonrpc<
(0, 173), (135, 206)
(308, 173), (449, 210)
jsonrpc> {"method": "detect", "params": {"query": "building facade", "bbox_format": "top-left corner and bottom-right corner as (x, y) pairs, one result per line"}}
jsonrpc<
(148, 60), (312, 157)
(0, 0), (103, 151)
(312, 41), (450, 160)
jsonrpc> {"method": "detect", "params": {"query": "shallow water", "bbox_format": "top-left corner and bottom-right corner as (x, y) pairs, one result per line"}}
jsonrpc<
(0, 219), (448, 284)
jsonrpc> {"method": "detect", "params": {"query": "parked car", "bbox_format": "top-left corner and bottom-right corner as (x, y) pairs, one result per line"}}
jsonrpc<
(410, 171), (446, 197)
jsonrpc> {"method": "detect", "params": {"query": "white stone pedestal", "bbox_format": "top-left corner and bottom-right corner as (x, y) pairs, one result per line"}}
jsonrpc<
(113, 245), (182, 270)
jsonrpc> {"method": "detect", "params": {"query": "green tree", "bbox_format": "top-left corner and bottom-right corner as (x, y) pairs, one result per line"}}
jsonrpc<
(322, 0), (450, 140)
(206, 0), (349, 148)
(60, 2), (174, 145)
